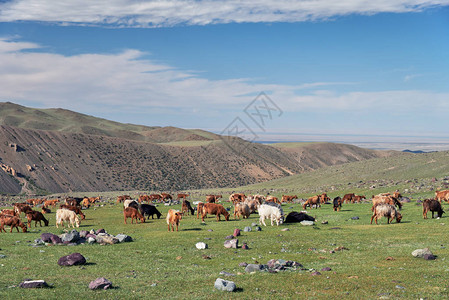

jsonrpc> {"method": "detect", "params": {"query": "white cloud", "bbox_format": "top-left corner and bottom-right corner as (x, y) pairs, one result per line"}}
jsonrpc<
(0, 0), (448, 27)
(0, 37), (448, 118)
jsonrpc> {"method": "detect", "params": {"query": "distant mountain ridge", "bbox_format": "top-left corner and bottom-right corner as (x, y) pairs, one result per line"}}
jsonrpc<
(0, 102), (399, 195)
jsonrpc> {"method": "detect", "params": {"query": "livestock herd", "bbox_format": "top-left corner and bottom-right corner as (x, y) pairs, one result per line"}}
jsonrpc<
(1, 189), (449, 233)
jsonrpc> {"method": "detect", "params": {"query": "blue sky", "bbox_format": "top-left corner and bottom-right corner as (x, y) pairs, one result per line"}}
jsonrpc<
(0, 0), (448, 145)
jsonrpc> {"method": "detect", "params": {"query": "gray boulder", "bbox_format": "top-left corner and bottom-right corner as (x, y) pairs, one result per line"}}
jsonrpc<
(214, 278), (236, 292)
(89, 277), (113, 290)
(300, 221), (314, 226)
(96, 234), (119, 245)
(115, 234), (132, 243)
(224, 239), (238, 249)
(245, 264), (266, 273)
(196, 242), (208, 250)
(41, 233), (62, 244)
(57, 253), (86, 266)
(87, 237), (96, 244)
(412, 248), (433, 258)
(243, 226), (252, 232)
(60, 230), (80, 243)
(19, 280), (49, 288)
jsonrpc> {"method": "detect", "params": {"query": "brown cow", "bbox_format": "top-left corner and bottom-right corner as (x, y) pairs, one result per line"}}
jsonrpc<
(60, 204), (86, 220)
(0, 214), (27, 233)
(435, 190), (449, 203)
(353, 195), (366, 203)
(43, 199), (60, 208)
(423, 199), (445, 219)
(281, 195), (298, 203)
(303, 195), (321, 209)
(206, 195), (218, 203)
(123, 207), (145, 224)
(266, 196), (280, 204)
(196, 202), (204, 219)
(166, 209), (183, 232)
(138, 194), (151, 203)
(177, 193), (190, 200)
(26, 210), (49, 227)
(117, 195), (132, 203)
(161, 193), (173, 201)
(148, 194), (163, 202)
(342, 193), (355, 203)
(182, 200), (195, 216)
(201, 203), (230, 222)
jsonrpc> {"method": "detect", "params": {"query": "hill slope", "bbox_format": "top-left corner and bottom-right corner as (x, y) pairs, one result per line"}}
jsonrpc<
(0, 102), (398, 194)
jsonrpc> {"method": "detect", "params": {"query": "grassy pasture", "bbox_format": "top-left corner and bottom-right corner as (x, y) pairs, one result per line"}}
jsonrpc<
(1, 198), (449, 299)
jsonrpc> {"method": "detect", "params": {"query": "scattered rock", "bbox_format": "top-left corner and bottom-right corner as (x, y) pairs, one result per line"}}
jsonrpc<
(225, 235), (234, 240)
(351, 216), (360, 220)
(79, 231), (89, 238)
(395, 285), (406, 289)
(89, 277), (113, 290)
(281, 228), (289, 232)
(321, 267), (332, 271)
(208, 229), (213, 232)
(242, 243), (249, 250)
(251, 223), (258, 227)
(202, 255), (211, 259)
(87, 237), (96, 244)
(311, 271), (321, 276)
(176, 256), (182, 260)
(412, 248), (433, 258)
(334, 246), (349, 251)
(321, 221), (328, 225)
(233, 229), (241, 237)
(96, 234), (119, 245)
(196, 242), (208, 250)
(41, 233), (62, 244)
(19, 280), (49, 289)
(245, 264), (266, 273)
(424, 254), (436, 260)
(57, 253), (86, 266)
(300, 221), (314, 226)
(97, 229), (106, 234)
(239, 262), (248, 267)
(214, 278), (236, 292)
(60, 230), (80, 243)
(224, 239), (239, 249)
(254, 226), (262, 231)
(243, 226), (252, 232)
(386, 256), (395, 261)
(219, 271), (235, 277)
(115, 234), (132, 243)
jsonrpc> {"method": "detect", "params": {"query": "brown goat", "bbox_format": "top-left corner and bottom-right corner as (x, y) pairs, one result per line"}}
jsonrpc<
(26, 210), (49, 227)
(303, 195), (321, 209)
(370, 204), (402, 225)
(423, 199), (445, 219)
(166, 209), (183, 231)
(201, 203), (230, 222)
(123, 207), (145, 224)
(0, 215), (27, 233)
(196, 202), (204, 219)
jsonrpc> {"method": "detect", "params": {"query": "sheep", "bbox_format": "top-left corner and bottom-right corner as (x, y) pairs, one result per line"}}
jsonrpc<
(258, 203), (284, 226)
(166, 209), (183, 232)
(56, 209), (80, 228)
(370, 204), (402, 225)
(60, 204), (86, 220)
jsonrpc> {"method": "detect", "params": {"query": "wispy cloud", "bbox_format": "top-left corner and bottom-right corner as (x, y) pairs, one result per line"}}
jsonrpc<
(0, 37), (448, 119)
(1, 0), (448, 27)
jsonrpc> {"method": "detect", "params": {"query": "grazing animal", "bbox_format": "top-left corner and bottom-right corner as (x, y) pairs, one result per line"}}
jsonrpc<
(258, 203), (284, 226)
(124, 199), (138, 209)
(182, 200), (195, 216)
(14, 203), (33, 216)
(0, 214), (27, 233)
(138, 194), (151, 203)
(372, 194), (402, 211)
(0, 209), (17, 217)
(266, 196), (280, 204)
(166, 209), (183, 231)
(435, 190), (449, 203)
(139, 204), (162, 220)
(148, 194), (163, 202)
(41, 207), (51, 214)
(333, 196), (342, 211)
(353, 195), (366, 203)
(234, 202), (250, 219)
(44, 199), (60, 208)
(81, 198), (91, 208)
(342, 193), (355, 203)
(303, 195), (321, 209)
(229, 193), (245, 204)
(319, 193), (330, 204)
(370, 204), (402, 225)
(161, 193), (173, 201)
(423, 199), (445, 219)
(65, 198), (82, 207)
(60, 204), (86, 220)
(177, 193), (189, 200)
(196, 202), (204, 219)
(284, 211), (315, 223)
(244, 198), (260, 214)
(123, 207), (145, 224)
(201, 203), (230, 222)
(117, 195), (132, 203)
(281, 195), (298, 203)
(206, 195), (217, 203)
(25, 210), (49, 227)
(56, 209), (80, 228)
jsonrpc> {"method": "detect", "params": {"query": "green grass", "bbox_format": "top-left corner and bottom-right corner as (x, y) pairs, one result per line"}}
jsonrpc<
(1, 199), (449, 299)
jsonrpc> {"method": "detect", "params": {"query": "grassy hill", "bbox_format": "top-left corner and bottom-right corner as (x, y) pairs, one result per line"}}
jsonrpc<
(0, 102), (398, 195)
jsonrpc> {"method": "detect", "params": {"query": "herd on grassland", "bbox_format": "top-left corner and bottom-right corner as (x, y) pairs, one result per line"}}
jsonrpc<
(1, 190), (449, 233)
